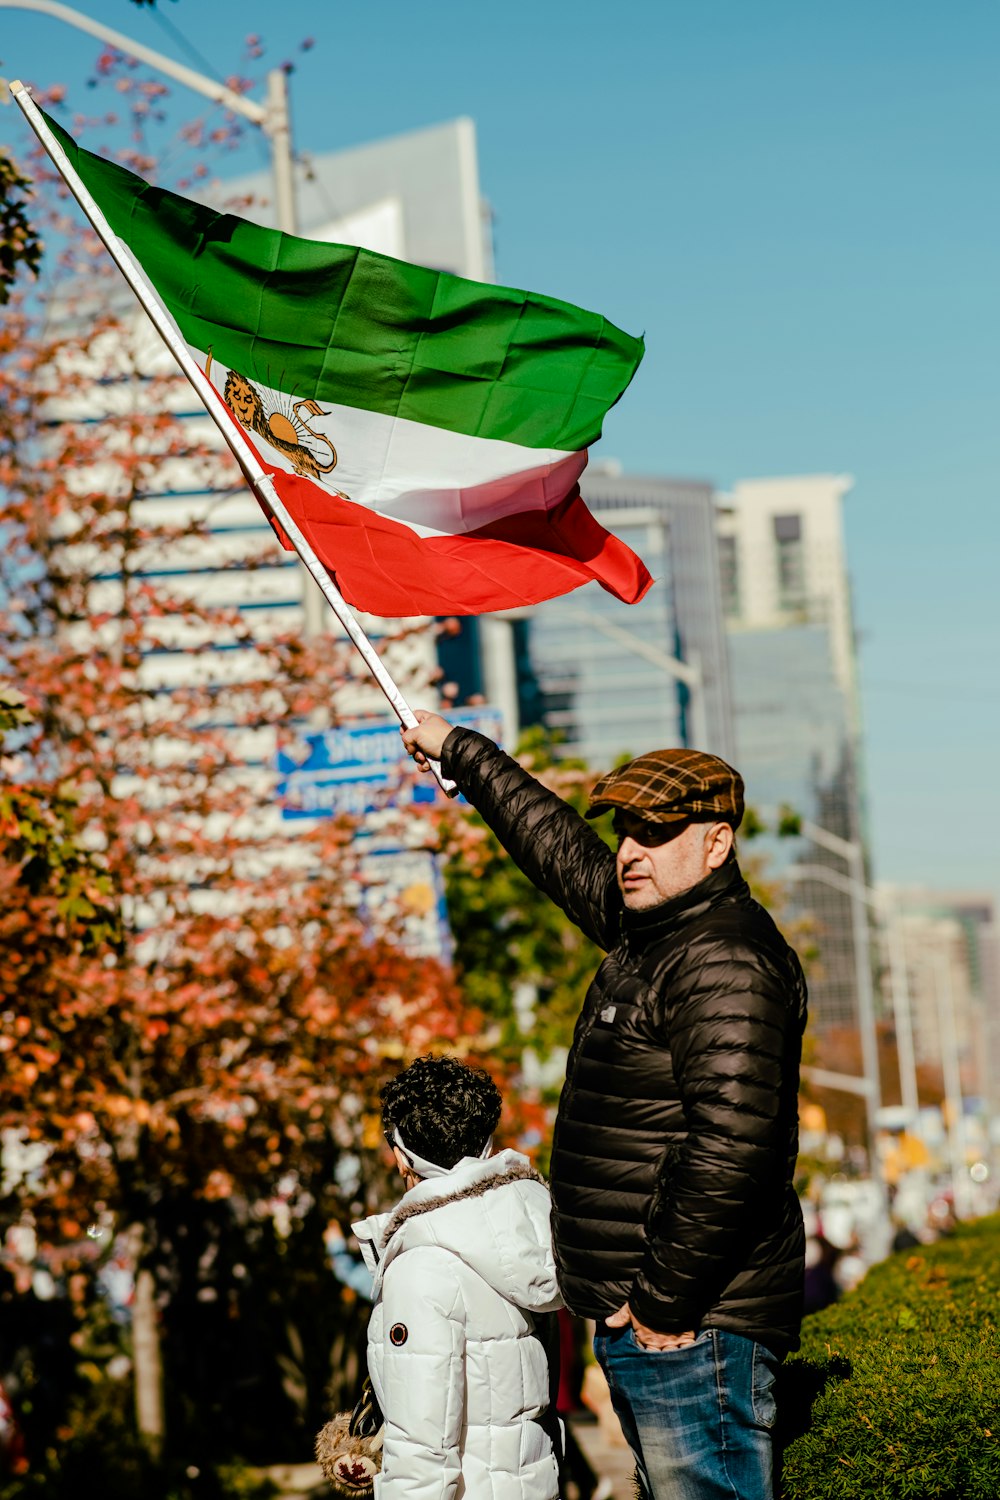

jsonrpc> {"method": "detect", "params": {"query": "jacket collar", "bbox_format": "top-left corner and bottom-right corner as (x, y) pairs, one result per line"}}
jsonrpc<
(620, 858), (748, 952)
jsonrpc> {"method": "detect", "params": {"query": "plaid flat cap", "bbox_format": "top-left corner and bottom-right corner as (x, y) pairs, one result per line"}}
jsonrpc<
(586, 747), (745, 828)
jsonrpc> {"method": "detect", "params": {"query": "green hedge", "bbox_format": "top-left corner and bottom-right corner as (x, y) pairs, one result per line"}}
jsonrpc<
(778, 1214), (1000, 1499)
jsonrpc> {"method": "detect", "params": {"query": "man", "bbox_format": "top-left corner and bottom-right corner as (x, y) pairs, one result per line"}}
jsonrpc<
(403, 713), (807, 1500)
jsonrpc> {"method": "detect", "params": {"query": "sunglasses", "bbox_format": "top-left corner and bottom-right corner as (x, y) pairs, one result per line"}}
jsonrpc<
(612, 814), (684, 848)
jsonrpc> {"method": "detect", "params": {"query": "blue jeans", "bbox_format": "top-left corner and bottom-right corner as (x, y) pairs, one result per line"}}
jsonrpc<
(593, 1326), (778, 1500)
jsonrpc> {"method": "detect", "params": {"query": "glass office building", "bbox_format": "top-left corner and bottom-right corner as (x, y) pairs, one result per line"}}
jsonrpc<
(719, 476), (869, 1034)
(496, 472), (736, 771)
(727, 622), (861, 1028)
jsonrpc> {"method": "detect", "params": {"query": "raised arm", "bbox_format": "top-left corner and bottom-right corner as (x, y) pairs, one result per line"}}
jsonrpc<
(403, 714), (619, 951)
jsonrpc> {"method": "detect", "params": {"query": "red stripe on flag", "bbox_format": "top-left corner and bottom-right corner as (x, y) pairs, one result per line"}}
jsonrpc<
(266, 472), (653, 617)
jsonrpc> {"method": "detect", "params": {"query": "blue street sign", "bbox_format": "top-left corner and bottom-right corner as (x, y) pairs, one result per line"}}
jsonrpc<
(275, 707), (503, 820)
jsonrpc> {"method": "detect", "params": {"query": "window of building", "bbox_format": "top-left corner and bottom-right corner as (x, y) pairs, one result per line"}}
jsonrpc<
(718, 533), (740, 618)
(773, 513), (806, 609)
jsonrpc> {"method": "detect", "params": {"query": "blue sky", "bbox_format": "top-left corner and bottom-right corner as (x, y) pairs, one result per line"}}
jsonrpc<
(3, 0), (998, 898)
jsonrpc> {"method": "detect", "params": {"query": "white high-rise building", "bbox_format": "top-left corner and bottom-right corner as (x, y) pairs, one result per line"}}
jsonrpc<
(227, 117), (491, 279)
(717, 475), (857, 702)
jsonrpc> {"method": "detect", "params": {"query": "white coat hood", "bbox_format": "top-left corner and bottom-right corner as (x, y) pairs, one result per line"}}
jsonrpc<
(355, 1148), (560, 1313)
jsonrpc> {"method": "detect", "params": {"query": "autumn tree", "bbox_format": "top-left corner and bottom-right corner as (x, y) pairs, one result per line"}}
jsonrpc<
(0, 57), (486, 1491)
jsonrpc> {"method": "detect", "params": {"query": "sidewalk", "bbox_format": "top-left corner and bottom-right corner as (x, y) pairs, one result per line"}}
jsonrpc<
(567, 1356), (637, 1500)
(259, 1420), (637, 1500)
(571, 1413), (636, 1500)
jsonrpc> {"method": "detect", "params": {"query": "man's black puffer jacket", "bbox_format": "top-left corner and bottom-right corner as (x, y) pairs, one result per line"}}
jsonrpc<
(442, 729), (808, 1357)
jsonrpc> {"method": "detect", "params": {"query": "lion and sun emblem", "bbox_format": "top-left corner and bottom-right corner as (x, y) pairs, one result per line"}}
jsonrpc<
(206, 353), (347, 491)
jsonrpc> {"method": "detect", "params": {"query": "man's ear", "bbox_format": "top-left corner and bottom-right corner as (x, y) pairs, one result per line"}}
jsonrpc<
(705, 822), (734, 870)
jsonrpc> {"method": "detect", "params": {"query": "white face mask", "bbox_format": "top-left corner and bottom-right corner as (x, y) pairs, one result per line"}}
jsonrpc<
(393, 1127), (493, 1180)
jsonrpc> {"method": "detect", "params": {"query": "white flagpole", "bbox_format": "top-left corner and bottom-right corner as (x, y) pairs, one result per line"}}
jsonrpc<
(10, 80), (457, 797)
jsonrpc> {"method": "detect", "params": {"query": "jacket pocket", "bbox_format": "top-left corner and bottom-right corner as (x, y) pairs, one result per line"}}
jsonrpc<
(518, 1417), (552, 1468)
(645, 1143), (682, 1235)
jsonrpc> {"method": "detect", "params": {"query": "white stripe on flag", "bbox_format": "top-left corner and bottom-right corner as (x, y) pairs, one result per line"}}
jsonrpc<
(200, 353), (585, 539)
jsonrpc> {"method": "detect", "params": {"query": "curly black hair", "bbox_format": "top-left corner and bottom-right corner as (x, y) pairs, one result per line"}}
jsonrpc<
(380, 1055), (502, 1170)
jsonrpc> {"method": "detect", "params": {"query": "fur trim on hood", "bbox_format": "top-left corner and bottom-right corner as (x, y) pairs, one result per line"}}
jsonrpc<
(381, 1159), (544, 1249)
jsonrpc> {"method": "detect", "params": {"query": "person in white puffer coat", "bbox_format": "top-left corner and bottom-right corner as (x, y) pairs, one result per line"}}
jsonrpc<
(353, 1056), (563, 1500)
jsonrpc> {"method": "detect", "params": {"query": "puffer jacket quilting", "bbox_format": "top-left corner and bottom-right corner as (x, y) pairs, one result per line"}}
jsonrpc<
(441, 730), (808, 1356)
(353, 1149), (562, 1500)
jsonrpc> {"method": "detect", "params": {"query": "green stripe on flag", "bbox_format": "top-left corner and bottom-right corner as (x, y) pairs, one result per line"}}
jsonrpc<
(47, 111), (643, 452)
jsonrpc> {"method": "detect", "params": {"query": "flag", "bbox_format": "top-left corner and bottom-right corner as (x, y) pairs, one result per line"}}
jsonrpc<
(44, 110), (652, 617)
